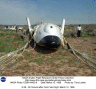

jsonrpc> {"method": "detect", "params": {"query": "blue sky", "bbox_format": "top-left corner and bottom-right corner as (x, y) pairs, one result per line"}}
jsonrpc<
(0, 0), (96, 25)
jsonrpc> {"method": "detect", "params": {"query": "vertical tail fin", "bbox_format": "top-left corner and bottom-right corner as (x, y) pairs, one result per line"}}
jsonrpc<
(61, 19), (65, 34)
(26, 17), (33, 32)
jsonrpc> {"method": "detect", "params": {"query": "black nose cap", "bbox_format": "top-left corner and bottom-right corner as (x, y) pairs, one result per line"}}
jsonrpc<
(39, 36), (61, 48)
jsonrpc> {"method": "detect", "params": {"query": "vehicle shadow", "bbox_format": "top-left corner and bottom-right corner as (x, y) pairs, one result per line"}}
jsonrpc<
(29, 39), (58, 54)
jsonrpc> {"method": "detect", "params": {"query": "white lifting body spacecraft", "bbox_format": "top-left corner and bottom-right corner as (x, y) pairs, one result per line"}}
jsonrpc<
(26, 17), (65, 48)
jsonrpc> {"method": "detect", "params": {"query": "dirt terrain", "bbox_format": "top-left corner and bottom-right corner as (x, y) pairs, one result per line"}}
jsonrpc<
(0, 36), (96, 76)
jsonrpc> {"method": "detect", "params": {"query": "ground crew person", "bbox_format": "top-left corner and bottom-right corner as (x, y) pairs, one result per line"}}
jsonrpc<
(16, 26), (18, 32)
(77, 25), (81, 38)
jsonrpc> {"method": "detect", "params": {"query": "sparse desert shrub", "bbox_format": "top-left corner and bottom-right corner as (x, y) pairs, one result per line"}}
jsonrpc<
(0, 33), (6, 36)
(84, 32), (90, 37)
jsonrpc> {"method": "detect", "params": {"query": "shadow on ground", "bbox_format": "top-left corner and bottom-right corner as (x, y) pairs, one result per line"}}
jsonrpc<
(29, 39), (58, 54)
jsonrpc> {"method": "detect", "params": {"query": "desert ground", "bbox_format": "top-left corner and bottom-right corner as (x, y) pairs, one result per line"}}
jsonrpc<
(0, 24), (96, 76)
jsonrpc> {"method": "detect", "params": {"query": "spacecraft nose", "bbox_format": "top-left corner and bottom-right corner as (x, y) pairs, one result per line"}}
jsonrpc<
(39, 36), (61, 48)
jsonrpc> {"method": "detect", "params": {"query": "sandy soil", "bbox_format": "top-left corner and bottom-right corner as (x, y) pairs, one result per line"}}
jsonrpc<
(0, 37), (96, 76)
